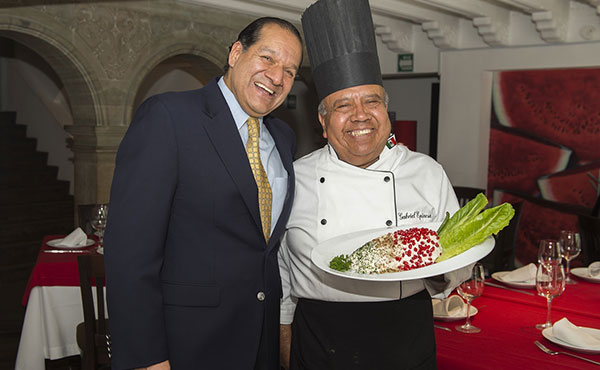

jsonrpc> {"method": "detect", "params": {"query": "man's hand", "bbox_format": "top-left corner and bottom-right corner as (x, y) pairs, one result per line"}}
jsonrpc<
(280, 324), (292, 370)
(136, 360), (170, 370)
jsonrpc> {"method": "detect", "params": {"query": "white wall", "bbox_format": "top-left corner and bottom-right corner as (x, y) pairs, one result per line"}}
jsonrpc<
(383, 77), (438, 155)
(437, 41), (600, 189)
(137, 69), (204, 105)
(7, 18), (600, 195)
(376, 24), (441, 74)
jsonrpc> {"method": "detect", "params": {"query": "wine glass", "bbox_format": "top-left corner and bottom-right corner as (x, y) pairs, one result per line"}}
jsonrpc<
(535, 262), (565, 330)
(90, 204), (108, 248)
(455, 263), (485, 333)
(559, 230), (581, 284)
(537, 239), (562, 266)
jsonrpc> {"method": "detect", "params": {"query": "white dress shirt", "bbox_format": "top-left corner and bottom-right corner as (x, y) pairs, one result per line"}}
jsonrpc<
(217, 77), (288, 232)
(279, 143), (471, 324)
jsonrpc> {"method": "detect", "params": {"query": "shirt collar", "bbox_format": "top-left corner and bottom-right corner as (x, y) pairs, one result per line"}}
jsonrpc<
(218, 77), (263, 130)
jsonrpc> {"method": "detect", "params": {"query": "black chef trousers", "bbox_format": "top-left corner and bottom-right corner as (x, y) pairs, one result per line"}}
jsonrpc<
(290, 290), (437, 370)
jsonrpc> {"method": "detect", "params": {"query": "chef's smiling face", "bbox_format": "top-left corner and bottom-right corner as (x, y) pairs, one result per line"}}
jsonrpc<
(224, 23), (302, 118)
(318, 84), (391, 168)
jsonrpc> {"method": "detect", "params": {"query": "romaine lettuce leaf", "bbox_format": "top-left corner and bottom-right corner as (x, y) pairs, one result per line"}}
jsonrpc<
(437, 211), (450, 235)
(437, 193), (488, 237)
(436, 202), (515, 262)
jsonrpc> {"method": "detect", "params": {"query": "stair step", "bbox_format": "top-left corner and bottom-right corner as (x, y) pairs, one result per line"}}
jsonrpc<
(0, 262), (35, 284)
(0, 167), (60, 186)
(0, 111), (78, 370)
(0, 182), (71, 203)
(0, 111), (16, 125)
(0, 278), (27, 336)
(0, 151), (48, 167)
(0, 239), (42, 268)
(0, 347), (20, 370)
(0, 137), (37, 152)
(0, 319), (27, 370)
(0, 200), (74, 223)
(0, 122), (27, 137)
(3, 177), (70, 190)
(0, 217), (74, 245)
(0, 299), (26, 325)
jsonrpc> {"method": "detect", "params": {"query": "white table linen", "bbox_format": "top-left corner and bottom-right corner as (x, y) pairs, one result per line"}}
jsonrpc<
(15, 286), (106, 370)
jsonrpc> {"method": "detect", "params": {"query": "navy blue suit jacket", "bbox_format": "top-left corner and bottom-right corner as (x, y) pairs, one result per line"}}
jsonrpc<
(104, 78), (296, 369)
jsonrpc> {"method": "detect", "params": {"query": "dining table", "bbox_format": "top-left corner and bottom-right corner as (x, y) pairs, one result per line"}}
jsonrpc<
(15, 234), (102, 370)
(434, 275), (600, 369)
(15, 235), (600, 370)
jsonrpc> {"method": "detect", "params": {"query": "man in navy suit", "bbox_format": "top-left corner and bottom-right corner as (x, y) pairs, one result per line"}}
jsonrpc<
(104, 17), (303, 370)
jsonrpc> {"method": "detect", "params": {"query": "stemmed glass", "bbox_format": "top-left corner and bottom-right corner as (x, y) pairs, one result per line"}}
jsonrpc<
(456, 263), (485, 333)
(559, 230), (581, 284)
(538, 239), (562, 266)
(535, 262), (565, 330)
(90, 204), (108, 248)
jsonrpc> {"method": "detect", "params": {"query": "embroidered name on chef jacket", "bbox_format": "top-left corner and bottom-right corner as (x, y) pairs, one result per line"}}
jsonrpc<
(398, 210), (433, 221)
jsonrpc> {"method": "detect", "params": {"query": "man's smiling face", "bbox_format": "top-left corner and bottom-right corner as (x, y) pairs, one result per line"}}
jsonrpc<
(319, 84), (391, 168)
(224, 23), (302, 118)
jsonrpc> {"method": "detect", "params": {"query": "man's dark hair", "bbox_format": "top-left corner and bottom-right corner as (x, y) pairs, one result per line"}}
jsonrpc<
(223, 17), (303, 74)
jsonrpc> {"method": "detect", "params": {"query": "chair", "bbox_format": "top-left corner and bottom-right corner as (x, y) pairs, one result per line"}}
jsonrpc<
(453, 186), (485, 207)
(480, 202), (523, 275)
(76, 254), (111, 370)
(591, 194), (600, 218)
(578, 214), (600, 265)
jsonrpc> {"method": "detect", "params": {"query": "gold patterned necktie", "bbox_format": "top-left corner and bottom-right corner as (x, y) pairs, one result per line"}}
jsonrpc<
(246, 117), (272, 243)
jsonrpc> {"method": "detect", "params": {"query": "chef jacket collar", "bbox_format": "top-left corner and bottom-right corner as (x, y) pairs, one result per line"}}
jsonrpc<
(325, 143), (393, 170)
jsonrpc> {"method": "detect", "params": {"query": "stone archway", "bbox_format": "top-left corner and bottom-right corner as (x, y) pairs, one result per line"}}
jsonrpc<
(0, 17), (105, 223)
(122, 37), (230, 125)
(0, 1), (275, 208)
(0, 27), (100, 127)
(132, 54), (224, 113)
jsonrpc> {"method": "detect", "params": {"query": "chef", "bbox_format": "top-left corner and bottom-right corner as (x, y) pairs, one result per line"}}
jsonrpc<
(278, 0), (472, 369)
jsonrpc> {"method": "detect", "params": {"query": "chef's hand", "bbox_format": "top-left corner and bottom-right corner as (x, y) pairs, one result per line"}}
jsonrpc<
(280, 324), (292, 370)
(136, 360), (170, 370)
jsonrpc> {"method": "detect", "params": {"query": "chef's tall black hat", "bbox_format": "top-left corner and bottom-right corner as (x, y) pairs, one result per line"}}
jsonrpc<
(301, 0), (382, 102)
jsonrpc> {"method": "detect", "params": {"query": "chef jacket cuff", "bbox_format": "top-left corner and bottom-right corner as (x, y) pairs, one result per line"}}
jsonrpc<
(425, 262), (475, 299)
(280, 299), (297, 325)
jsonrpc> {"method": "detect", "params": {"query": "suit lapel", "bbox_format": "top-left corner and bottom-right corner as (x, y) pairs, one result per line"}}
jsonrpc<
(264, 116), (295, 250)
(200, 80), (263, 235)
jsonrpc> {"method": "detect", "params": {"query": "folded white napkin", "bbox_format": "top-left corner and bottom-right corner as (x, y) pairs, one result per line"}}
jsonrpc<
(553, 318), (600, 348)
(432, 296), (466, 317)
(58, 227), (87, 247)
(589, 262), (600, 278)
(501, 263), (537, 282)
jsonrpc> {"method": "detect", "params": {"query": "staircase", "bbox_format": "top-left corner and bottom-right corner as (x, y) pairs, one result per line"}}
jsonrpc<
(0, 111), (75, 370)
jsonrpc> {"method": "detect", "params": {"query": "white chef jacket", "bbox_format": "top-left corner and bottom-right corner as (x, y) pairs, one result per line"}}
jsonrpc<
(279, 143), (472, 324)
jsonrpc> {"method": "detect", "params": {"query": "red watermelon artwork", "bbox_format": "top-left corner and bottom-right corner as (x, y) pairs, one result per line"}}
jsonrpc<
(488, 68), (600, 266)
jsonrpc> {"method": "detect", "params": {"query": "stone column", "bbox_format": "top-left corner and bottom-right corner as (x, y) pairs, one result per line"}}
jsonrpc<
(65, 124), (128, 208)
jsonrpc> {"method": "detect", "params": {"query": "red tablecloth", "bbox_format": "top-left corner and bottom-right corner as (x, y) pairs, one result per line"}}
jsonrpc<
(483, 279), (600, 320)
(21, 236), (600, 368)
(22, 235), (98, 306)
(435, 278), (600, 369)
